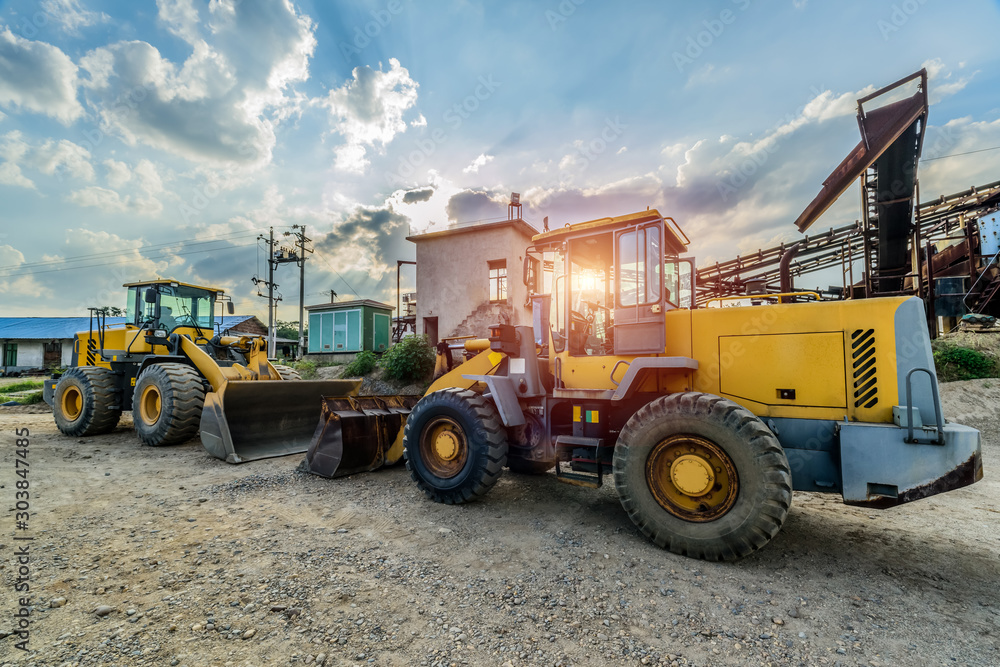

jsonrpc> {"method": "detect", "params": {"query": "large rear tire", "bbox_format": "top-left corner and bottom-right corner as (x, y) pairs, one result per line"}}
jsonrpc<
(404, 388), (508, 504)
(52, 367), (122, 437)
(271, 364), (302, 381)
(613, 392), (791, 561)
(132, 363), (205, 447)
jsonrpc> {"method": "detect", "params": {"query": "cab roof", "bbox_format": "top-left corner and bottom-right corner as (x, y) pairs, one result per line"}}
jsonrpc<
(531, 209), (690, 255)
(122, 279), (224, 293)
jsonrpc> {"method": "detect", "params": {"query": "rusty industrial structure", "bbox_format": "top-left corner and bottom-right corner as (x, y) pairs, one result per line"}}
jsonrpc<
(697, 69), (1000, 336)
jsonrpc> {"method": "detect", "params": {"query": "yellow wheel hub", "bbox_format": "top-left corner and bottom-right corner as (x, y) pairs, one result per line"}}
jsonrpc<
(670, 454), (716, 496)
(420, 417), (468, 479)
(433, 430), (461, 461)
(646, 435), (739, 522)
(62, 386), (83, 421)
(139, 385), (162, 426)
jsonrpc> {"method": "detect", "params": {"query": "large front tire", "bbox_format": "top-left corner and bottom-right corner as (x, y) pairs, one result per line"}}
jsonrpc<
(52, 367), (122, 437)
(132, 363), (205, 447)
(404, 388), (508, 504)
(613, 392), (791, 561)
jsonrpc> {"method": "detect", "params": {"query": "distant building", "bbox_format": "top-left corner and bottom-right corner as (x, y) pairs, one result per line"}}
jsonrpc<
(406, 218), (537, 344)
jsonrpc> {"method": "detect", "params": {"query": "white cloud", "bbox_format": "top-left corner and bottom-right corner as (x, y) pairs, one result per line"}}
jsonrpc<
(463, 153), (494, 174)
(0, 131), (36, 189)
(0, 245), (48, 297)
(134, 159), (164, 195)
(103, 159), (132, 188)
(410, 114), (427, 128)
(323, 58), (419, 173)
(78, 0), (316, 166)
(922, 58), (976, 102)
(41, 0), (110, 33)
(0, 131), (96, 187)
(0, 28), (82, 124)
(69, 185), (163, 216)
(31, 139), (95, 181)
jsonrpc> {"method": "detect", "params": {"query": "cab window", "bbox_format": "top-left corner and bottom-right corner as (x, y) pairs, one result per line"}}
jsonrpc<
(618, 225), (661, 306)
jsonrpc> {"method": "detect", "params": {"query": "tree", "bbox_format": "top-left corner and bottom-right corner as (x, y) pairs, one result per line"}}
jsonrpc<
(276, 320), (305, 339)
(98, 306), (126, 316)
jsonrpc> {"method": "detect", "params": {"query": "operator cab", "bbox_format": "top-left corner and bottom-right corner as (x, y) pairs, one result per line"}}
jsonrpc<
(123, 280), (227, 335)
(525, 210), (694, 358)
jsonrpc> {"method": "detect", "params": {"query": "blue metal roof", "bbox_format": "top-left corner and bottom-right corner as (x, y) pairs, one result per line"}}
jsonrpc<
(0, 315), (259, 340)
(0, 317), (128, 340)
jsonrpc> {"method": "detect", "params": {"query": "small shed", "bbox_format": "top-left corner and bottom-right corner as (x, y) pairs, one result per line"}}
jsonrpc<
(306, 299), (394, 354)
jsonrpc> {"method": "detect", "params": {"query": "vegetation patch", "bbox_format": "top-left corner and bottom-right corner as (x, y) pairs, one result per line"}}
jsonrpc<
(380, 335), (435, 384)
(341, 351), (378, 378)
(932, 341), (1000, 382)
(0, 380), (45, 395)
(291, 359), (318, 380)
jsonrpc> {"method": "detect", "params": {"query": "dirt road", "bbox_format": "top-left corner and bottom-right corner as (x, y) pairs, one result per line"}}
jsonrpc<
(1, 381), (998, 666)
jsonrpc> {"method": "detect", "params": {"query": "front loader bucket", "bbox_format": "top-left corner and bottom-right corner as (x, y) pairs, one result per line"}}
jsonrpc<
(301, 396), (419, 478)
(200, 379), (362, 464)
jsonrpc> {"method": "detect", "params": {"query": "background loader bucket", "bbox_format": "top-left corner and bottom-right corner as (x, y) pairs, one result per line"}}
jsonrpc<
(200, 379), (362, 464)
(302, 396), (419, 478)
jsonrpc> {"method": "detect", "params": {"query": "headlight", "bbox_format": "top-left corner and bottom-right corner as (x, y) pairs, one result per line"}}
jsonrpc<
(152, 329), (168, 338)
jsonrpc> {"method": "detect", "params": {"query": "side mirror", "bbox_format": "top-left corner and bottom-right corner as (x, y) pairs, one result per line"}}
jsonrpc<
(227, 302), (235, 314)
(144, 288), (157, 304)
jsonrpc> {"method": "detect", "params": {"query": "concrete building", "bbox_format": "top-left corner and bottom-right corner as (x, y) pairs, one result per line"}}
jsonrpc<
(406, 218), (538, 344)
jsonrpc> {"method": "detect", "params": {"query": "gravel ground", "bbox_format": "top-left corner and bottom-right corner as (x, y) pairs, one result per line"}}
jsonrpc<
(0, 381), (998, 666)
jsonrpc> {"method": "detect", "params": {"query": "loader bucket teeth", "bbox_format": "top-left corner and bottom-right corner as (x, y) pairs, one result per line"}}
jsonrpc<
(199, 379), (363, 464)
(301, 396), (419, 478)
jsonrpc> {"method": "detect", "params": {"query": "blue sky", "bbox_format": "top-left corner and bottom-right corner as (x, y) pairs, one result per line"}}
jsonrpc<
(1, 0), (999, 318)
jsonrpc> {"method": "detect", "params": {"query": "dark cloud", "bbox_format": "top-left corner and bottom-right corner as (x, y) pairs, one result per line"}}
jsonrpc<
(446, 189), (506, 222)
(315, 205), (414, 263)
(402, 187), (434, 204)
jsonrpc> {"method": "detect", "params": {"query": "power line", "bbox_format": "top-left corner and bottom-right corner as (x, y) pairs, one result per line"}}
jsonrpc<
(0, 230), (261, 272)
(0, 241), (258, 278)
(311, 248), (361, 299)
(921, 145), (1000, 162)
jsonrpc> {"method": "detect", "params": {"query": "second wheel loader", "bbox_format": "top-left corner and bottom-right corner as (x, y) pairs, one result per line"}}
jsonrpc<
(45, 279), (370, 464)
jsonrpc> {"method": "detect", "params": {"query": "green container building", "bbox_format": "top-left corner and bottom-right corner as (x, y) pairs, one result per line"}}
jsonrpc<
(305, 299), (394, 354)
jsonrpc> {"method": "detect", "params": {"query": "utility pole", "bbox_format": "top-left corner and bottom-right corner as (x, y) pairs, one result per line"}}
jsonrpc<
(267, 226), (275, 357)
(255, 227), (282, 359)
(283, 225), (312, 359)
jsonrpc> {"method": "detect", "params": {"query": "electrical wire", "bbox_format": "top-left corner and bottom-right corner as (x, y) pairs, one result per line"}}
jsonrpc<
(0, 230), (261, 272)
(311, 248), (360, 299)
(0, 241), (258, 278)
(921, 145), (1000, 162)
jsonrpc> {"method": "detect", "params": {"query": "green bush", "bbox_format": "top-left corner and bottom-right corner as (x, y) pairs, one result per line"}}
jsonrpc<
(341, 350), (378, 378)
(291, 359), (318, 380)
(380, 335), (435, 383)
(933, 343), (999, 382)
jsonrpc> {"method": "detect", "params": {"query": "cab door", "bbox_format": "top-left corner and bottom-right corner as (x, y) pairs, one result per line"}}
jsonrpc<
(614, 221), (666, 355)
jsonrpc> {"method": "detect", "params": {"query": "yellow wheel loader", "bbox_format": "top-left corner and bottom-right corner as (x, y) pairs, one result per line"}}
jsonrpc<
(399, 209), (983, 561)
(44, 279), (373, 464)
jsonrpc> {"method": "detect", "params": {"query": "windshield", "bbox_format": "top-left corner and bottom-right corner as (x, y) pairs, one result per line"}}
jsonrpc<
(157, 285), (215, 331)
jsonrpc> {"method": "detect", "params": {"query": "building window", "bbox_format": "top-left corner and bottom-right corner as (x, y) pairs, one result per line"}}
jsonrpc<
(3, 343), (17, 367)
(488, 260), (507, 302)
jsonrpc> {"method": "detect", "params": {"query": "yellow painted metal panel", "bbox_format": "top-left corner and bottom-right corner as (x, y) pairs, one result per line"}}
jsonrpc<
(573, 405), (581, 422)
(719, 332), (847, 408)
